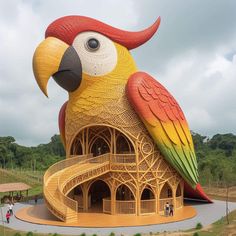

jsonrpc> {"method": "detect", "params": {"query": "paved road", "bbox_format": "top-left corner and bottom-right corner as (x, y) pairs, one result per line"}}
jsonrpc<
(1, 200), (236, 235)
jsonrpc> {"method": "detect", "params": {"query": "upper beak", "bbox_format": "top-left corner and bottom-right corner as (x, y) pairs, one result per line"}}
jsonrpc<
(33, 37), (82, 97)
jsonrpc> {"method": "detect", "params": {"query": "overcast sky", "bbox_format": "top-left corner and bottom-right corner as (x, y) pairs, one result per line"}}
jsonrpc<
(0, 0), (236, 146)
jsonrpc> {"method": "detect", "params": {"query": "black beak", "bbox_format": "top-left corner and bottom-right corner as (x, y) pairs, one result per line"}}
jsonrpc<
(53, 46), (82, 92)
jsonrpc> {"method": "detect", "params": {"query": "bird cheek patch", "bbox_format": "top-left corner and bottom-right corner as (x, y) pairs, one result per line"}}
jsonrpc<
(72, 32), (117, 77)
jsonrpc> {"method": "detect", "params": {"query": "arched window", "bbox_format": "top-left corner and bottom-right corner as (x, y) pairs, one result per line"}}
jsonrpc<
(176, 183), (181, 197)
(141, 188), (155, 200)
(90, 137), (110, 156)
(160, 182), (173, 199)
(116, 134), (134, 154)
(116, 184), (135, 214)
(70, 126), (135, 157)
(116, 184), (134, 200)
(70, 138), (83, 155)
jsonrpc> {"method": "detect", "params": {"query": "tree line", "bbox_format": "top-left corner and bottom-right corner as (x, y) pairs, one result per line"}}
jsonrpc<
(0, 135), (65, 170)
(192, 132), (236, 187)
(0, 132), (236, 187)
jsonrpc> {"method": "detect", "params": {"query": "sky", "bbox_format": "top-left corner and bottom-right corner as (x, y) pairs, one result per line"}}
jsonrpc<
(0, 0), (236, 146)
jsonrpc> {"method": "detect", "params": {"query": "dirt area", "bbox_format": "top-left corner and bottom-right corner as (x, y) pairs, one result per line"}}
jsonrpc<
(203, 186), (236, 202)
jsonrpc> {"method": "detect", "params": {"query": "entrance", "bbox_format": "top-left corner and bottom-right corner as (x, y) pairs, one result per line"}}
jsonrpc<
(88, 180), (111, 212)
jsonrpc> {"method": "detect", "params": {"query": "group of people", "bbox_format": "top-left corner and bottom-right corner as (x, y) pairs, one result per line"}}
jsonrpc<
(5, 196), (38, 224)
(6, 202), (14, 223)
(164, 202), (174, 216)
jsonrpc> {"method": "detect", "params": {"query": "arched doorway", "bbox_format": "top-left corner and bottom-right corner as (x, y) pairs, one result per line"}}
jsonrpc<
(159, 182), (173, 212)
(141, 187), (155, 214)
(88, 180), (110, 212)
(116, 184), (135, 214)
(67, 185), (83, 212)
(116, 184), (134, 200)
(116, 134), (134, 154)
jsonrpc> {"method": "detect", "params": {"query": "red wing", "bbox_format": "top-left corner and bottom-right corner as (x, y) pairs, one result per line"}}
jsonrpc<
(58, 101), (67, 147)
(126, 72), (198, 187)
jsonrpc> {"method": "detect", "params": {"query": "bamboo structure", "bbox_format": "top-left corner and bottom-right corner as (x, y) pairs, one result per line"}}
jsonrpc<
(33, 15), (211, 223)
(43, 98), (184, 222)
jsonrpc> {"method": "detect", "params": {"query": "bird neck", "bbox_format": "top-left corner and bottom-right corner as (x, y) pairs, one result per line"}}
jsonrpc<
(69, 47), (138, 102)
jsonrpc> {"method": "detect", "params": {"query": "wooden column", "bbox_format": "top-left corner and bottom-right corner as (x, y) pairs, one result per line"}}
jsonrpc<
(156, 189), (160, 214)
(83, 185), (89, 211)
(156, 188), (159, 214)
(136, 187), (140, 216)
(173, 186), (176, 213)
(111, 188), (116, 215)
(110, 128), (114, 168)
(82, 129), (85, 155)
(86, 128), (89, 155)
(113, 129), (116, 155)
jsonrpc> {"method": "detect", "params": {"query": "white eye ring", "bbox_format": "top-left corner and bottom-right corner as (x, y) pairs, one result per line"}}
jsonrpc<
(85, 38), (100, 52)
(72, 32), (117, 77)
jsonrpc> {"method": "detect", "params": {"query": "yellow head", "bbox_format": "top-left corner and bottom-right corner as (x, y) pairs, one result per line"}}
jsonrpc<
(33, 32), (137, 99)
(32, 16), (160, 97)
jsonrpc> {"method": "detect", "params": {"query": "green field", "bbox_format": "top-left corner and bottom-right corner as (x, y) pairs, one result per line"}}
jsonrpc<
(0, 168), (43, 200)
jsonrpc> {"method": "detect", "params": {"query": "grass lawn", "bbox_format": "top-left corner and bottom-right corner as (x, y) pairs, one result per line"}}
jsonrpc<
(193, 209), (236, 235)
(0, 225), (62, 236)
(153, 208), (236, 236)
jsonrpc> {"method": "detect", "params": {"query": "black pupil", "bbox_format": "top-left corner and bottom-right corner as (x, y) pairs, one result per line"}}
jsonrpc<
(87, 38), (99, 50)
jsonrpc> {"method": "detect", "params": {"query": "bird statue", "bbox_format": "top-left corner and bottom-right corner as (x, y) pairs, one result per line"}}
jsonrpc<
(33, 15), (211, 215)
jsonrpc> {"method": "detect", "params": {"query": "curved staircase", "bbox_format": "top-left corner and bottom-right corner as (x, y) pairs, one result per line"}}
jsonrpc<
(43, 154), (110, 222)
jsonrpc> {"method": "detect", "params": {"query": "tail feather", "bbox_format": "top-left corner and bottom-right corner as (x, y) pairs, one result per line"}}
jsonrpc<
(184, 182), (213, 203)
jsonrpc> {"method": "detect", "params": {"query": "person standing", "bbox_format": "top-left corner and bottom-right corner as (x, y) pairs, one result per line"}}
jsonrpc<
(6, 211), (11, 223)
(169, 203), (174, 216)
(34, 195), (38, 204)
(165, 202), (170, 216)
(8, 202), (14, 216)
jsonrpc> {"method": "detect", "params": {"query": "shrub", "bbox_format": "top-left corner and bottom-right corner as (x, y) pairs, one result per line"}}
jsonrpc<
(134, 233), (142, 236)
(14, 233), (22, 236)
(26, 232), (34, 236)
(109, 232), (115, 236)
(80, 233), (86, 236)
(195, 222), (203, 230)
(193, 232), (199, 236)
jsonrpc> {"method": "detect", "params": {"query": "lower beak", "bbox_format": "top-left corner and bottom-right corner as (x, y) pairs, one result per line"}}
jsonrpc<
(33, 37), (82, 97)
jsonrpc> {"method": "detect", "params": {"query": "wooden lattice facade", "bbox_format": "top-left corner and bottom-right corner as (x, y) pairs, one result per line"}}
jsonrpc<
(43, 89), (185, 221)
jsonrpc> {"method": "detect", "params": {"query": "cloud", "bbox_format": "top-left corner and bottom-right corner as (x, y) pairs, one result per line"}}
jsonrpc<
(157, 50), (236, 136)
(0, 0), (235, 146)
(132, 0), (236, 71)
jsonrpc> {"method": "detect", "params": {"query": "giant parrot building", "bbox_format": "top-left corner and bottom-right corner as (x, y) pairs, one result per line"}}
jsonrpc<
(33, 15), (212, 223)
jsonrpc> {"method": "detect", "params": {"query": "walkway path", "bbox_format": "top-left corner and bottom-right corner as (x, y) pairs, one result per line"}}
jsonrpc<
(1, 200), (236, 235)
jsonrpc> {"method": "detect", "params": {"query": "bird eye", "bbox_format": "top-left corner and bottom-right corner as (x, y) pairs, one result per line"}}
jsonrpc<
(85, 38), (100, 51)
